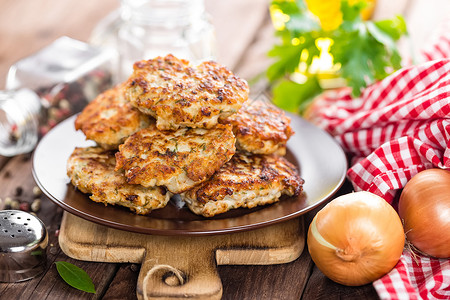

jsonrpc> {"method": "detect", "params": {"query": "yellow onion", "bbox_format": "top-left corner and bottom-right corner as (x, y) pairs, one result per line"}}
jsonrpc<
(398, 168), (450, 258)
(307, 191), (405, 286)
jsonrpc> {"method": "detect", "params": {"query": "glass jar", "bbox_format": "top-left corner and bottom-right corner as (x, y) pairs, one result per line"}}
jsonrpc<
(90, 0), (217, 83)
(0, 37), (113, 157)
(0, 89), (40, 156)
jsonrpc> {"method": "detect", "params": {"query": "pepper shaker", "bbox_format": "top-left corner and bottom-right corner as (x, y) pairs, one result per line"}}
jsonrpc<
(0, 210), (48, 282)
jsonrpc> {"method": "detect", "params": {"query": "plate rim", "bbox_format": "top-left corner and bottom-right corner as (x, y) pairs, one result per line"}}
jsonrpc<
(32, 113), (347, 236)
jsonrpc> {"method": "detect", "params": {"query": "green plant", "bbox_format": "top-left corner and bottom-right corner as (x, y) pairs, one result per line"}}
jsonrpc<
(267, 0), (407, 114)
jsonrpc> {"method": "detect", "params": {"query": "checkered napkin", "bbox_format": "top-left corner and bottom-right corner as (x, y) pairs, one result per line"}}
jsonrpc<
(374, 249), (450, 300)
(304, 21), (450, 300)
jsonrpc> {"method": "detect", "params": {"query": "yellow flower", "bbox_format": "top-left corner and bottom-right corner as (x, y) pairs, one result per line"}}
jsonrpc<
(305, 0), (375, 31)
(360, 0), (376, 20)
(305, 0), (342, 31)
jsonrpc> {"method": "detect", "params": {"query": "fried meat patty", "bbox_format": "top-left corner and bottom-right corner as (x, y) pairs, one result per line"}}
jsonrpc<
(221, 99), (294, 155)
(125, 54), (249, 130)
(75, 84), (152, 149)
(115, 124), (236, 194)
(181, 152), (304, 217)
(67, 147), (170, 215)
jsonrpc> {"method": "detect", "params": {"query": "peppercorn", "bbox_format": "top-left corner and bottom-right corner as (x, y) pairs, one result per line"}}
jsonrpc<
(31, 199), (41, 212)
(19, 202), (30, 212)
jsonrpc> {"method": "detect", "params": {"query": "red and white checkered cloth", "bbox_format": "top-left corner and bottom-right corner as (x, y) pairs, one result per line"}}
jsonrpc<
(304, 20), (450, 300)
(375, 249), (450, 300)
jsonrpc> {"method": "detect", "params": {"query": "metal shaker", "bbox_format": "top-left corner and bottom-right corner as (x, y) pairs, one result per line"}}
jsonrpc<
(0, 210), (48, 282)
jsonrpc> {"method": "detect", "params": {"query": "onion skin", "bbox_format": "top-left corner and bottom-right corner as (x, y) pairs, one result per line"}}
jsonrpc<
(398, 168), (450, 258)
(307, 191), (405, 286)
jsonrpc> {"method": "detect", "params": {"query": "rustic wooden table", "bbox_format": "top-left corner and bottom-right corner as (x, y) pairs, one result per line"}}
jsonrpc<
(1, 0), (447, 299)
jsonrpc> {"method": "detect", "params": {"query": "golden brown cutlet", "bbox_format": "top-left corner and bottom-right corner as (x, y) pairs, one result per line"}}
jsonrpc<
(67, 147), (170, 215)
(181, 151), (304, 217)
(221, 99), (294, 155)
(75, 83), (152, 149)
(115, 123), (236, 194)
(125, 54), (249, 130)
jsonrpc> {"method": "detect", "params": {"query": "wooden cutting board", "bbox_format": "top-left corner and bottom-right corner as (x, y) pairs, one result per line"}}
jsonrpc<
(59, 212), (305, 300)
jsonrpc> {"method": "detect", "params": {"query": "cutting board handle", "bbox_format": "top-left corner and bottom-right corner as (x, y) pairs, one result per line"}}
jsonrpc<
(137, 244), (222, 300)
(58, 212), (304, 299)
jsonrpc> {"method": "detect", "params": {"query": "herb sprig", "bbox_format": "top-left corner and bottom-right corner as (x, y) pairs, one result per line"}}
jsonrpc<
(267, 0), (407, 114)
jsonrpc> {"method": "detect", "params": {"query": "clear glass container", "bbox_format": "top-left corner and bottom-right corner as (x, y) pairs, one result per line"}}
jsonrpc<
(0, 89), (40, 156)
(0, 37), (114, 157)
(90, 0), (217, 83)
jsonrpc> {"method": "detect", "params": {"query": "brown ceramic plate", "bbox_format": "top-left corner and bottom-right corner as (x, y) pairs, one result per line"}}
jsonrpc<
(32, 113), (346, 236)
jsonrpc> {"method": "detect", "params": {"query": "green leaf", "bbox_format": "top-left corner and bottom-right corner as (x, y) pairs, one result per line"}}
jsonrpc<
(371, 50), (390, 80)
(272, 77), (322, 114)
(374, 15), (407, 40)
(331, 15), (405, 97)
(267, 31), (320, 83)
(271, 0), (301, 16)
(366, 21), (396, 50)
(286, 12), (320, 33)
(267, 44), (303, 82)
(389, 50), (402, 69)
(55, 261), (96, 294)
(341, 55), (371, 97)
(267, 0), (407, 101)
(340, 0), (365, 23)
(332, 24), (370, 96)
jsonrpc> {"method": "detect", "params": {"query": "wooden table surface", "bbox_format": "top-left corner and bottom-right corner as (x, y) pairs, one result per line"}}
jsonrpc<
(1, 0), (448, 299)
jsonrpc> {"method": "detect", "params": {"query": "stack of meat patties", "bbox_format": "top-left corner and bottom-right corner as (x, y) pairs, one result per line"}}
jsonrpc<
(67, 54), (304, 217)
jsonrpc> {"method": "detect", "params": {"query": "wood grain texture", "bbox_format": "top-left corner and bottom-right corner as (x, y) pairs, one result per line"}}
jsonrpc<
(102, 264), (140, 300)
(0, 0), (269, 88)
(0, 0), (119, 88)
(205, 0), (270, 70)
(302, 266), (378, 300)
(0, 154), (35, 210)
(0, 156), (118, 299)
(0, 156), (10, 169)
(58, 212), (305, 299)
(234, 11), (275, 93)
(219, 248), (315, 300)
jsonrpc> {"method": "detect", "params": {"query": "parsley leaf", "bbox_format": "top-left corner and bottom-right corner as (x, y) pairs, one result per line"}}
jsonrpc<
(267, 44), (303, 82)
(272, 76), (321, 113)
(267, 0), (407, 111)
